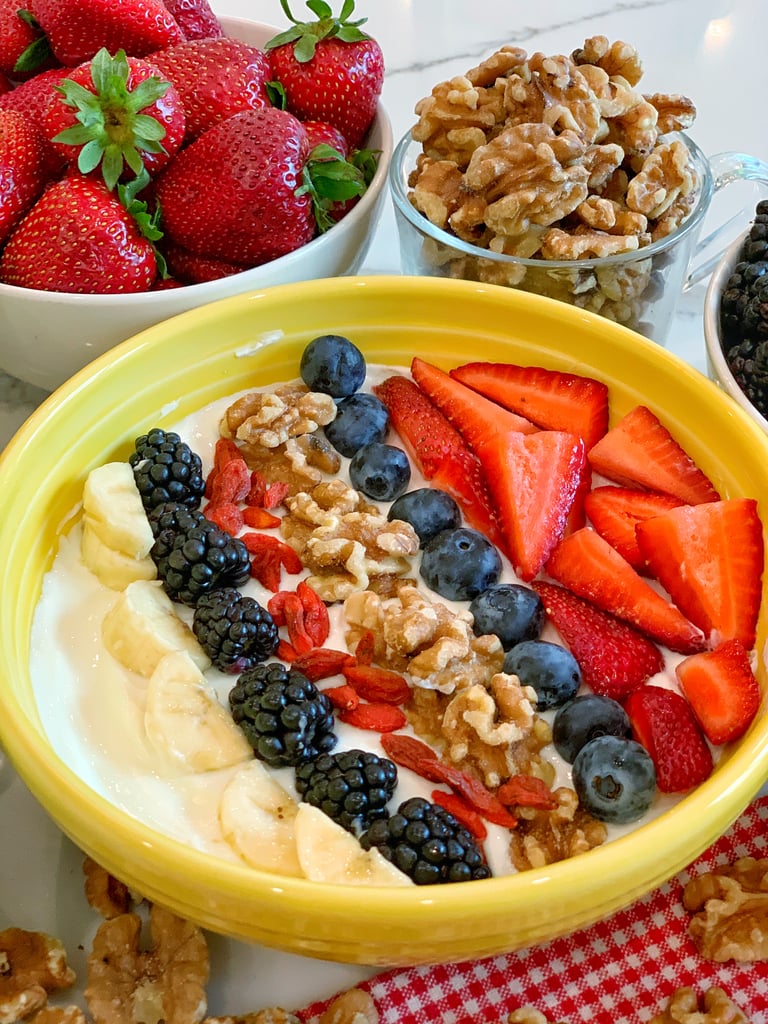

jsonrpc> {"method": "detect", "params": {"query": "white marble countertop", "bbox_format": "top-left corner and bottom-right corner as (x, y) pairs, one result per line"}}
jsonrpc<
(3, 0), (768, 1015)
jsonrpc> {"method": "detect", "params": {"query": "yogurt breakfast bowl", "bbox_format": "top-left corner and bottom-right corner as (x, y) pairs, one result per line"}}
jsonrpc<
(0, 276), (767, 966)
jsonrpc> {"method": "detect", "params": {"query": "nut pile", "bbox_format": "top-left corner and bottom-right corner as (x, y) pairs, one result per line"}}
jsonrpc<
(405, 35), (699, 327)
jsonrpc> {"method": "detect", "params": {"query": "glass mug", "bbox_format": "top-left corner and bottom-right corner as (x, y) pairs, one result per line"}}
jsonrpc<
(389, 130), (768, 345)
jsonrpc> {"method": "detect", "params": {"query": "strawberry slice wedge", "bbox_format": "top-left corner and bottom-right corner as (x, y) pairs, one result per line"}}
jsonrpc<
(373, 374), (504, 549)
(450, 361), (609, 451)
(675, 639), (761, 745)
(410, 356), (537, 449)
(545, 527), (705, 654)
(584, 485), (686, 572)
(532, 580), (664, 699)
(624, 685), (714, 793)
(477, 430), (585, 581)
(587, 405), (720, 504)
(635, 497), (764, 648)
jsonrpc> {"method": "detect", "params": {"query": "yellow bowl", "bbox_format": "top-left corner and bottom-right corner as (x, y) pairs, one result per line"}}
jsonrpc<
(1, 276), (767, 967)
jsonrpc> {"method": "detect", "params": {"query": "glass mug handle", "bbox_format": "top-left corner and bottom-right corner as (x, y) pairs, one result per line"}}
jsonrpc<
(684, 151), (768, 290)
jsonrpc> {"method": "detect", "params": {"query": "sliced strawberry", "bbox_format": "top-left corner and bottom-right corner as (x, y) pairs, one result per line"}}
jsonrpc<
(675, 639), (761, 745)
(373, 374), (504, 550)
(410, 356), (537, 451)
(545, 527), (705, 654)
(584, 486), (686, 572)
(635, 498), (764, 648)
(587, 405), (720, 504)
(564, 460), (591, 536)
(477, 429), (585, 581)
(624, 685), (714, 793)
(532, 580), (664, 699)
(450, 361), (609, 451)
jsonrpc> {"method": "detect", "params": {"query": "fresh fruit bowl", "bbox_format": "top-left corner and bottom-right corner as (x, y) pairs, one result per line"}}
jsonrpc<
(0, 16), (392, 393)
(1, 275), (767, 966)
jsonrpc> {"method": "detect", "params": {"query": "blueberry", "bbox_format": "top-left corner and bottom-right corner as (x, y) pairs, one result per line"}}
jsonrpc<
(388, 488), (461, 546)
(469, 584), (544, 650)
(349, 442), (411, 501)
(419, 527), (502, 601)
(325, 392), (390, 457)
(503, 640), (580, 710)
(300, 334), (366, 398)
(572, 736), (657, 824)
(553, 694), (632, 764)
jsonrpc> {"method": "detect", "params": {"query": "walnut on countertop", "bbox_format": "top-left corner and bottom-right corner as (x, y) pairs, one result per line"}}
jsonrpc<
(649, 987), (753, 1024)
(682, 857), (768, 962)
(83, 857), (136, 920)
(205, 1012), (300, 1024)
(0, 929), (76, 1024)
(508, 787), (607, 871)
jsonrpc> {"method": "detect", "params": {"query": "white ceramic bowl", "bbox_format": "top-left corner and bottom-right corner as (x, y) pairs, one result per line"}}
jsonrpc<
(704, 231), (768, 432)
(0, 17), (392, 392)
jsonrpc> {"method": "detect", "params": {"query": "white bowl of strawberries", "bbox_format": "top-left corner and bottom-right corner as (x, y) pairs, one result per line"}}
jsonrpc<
(0, 2), (392, 392)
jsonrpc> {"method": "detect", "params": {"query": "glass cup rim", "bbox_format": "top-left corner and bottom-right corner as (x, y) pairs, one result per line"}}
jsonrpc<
(388, 128), (715, 271)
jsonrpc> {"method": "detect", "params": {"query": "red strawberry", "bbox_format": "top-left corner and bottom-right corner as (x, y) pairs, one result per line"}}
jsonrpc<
(265, 0), (384, 150)
(0, 70), (11, 94)
(0, 175), (158, 292)
(546, 527), (706, 654)
(410, 356), (537, 451)
(0, 67), (70, 130)
(584, 486), (686, 572)
(0, 108), (60, 245)
(147, 37), (272, 142)
(26, 0), (184, 67)
(588, 404), (720, 504)
(0, 0), (56, 79)
(450, 361), (609, 452)
(163, 243), (249, 284)
(161, 0), (223, 41)
(624, 685), (714, 793)
(373, 374), (505, 550)
(477, 429), (585, 581)
(532, 580), (664, 699)
(635, 498), (764, 648)
(675, 639), (760, 745)
(43, 48), (185, 189)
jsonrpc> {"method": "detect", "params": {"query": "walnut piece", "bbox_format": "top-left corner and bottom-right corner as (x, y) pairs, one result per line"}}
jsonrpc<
(29, 1009), (88, 1024)
(85, 906), (209, 1024)
(205, 1012), (299, 1024)
(683, 857), (768, 962)
(508, 787), (607, 871)
(83, 857), (135, 919)
(649, 987), (753, 1024)
(571, 35), (644, 87)
(0, 929), (75, 1024)
(221, 385), (336, 449)
(318, 989), (378, 1024)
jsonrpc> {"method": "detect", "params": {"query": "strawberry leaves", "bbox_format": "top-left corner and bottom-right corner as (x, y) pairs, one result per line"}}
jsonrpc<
(298, 142), (374, 232)
(266, 0), (372, 62)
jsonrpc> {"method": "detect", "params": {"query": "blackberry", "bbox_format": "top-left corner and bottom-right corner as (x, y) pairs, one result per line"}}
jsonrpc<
(295, 749), (398, 834)
(228, 662), (337, 768)
(192, 588), (279, 673)
(150, 508), (251, 606)
(147, 501), (206, 539)
(725, 338), (768, 419)
(360, 796), (491, 885)
(129, 428), (205, 512)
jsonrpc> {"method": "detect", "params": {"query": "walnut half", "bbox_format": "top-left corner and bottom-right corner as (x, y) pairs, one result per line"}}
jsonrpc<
(683, 857), (768, 962)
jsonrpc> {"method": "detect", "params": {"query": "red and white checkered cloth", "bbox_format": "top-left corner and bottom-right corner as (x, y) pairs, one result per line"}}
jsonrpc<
(299, 796), (768, 1023)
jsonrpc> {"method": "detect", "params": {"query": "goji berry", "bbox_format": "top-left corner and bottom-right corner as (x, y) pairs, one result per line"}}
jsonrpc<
(205, 438), (242, 498)
(242, 506), (281, 529)
(267, 591), (290, 625)
(243, 534), (302, 592)
(297, 580), (330, 647)
(324, 683), (360, 712)
(203, 501), (244, 536)
(342, 663), (411, 704)
(208, 455), (250, 505)
(291, 648), (355, 682)
(431, 790), (488, 841)
(416, 761), (518, 828)
(249, 547), (282, 591)
(497, 774), (558, 811)
(380, 733), (438, 773)
(337, 702), (407, 733)
(277, 639), (298, 662)
(264, 481), (290, 509)
(283, 593), (314, 655)
(354, 630), (376, 666)
(245, 470), (267, 507)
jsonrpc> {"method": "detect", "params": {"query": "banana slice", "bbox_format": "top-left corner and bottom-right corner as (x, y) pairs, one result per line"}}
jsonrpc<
(82, 461), (154, 559)
(218, 760), (303, 876)
(145, 650), (251, 773)
(81, 517), (157, 591)
(102, 579), (210, 678)
(294, 804), (414, 886)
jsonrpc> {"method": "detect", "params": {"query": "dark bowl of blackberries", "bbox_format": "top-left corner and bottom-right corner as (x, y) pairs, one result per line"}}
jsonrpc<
(705, 198), (768, 430)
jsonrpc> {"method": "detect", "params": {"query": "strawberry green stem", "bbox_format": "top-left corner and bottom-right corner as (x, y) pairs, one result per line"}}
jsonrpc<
(265, 0), (371, 62)
(297, 143), (375, 233)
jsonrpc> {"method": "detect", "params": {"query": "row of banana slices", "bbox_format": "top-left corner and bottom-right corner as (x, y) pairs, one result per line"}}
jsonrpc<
(78, 461), (412, 886)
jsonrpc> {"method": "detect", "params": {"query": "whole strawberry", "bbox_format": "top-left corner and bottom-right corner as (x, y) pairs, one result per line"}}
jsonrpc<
(162, 0), (223, 41)
(0, 108), (61, 245)
(0, 174), (159, 292)
(0, 0), (56, 79)
(43, 47), (185, 188)
(148, 37), (272, 141)
(0, 67), (71, 130)
(266, 0), (384, 150)
(26, 0), (184, 67)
